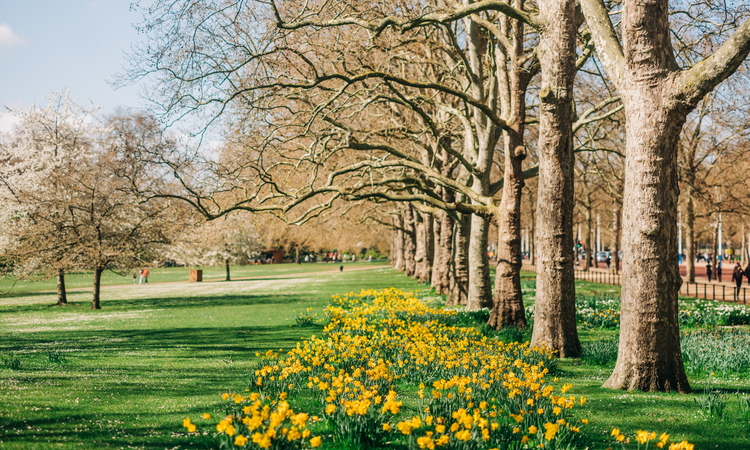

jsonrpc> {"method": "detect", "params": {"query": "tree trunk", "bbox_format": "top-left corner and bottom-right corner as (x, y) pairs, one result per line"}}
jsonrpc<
(449, 211), (470, 306)
(295, 247), (301, 264)
(414, 211), (425, 280)
(403, 205), (417, 276)
(225, 258), (231, 281)
(467, 213), (492, 310)
(612, 200), (622, 275)
(393, 215), (404, 271)
(488, 139), (527, 327)
(431, 210), (441, 288)
(528, 189), (536, 265)
(529, 0), (579, 356)
(583, 204), (592, 270)
(580, 0), (750, 394)
(602, 47), (691, 392)
(92, 266), (103, 310)
(56, 268), (68, 305)
(685, 189), (696, 282)
(434, 209), (454, 294)
(418, 212), (434, 284)
(712, 215), (719, 279)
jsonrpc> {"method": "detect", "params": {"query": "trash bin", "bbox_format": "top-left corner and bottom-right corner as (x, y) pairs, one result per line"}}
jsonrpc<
(189, 270), (203, 282)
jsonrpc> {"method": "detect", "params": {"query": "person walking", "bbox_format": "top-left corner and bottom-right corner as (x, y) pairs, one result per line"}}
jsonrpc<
(717, 262), (723, 282)
(706, 263), (713, 282)
(138, 269), (144, 284)
(745, 262), (750, 286)
(143, 268), (150, 284)
(732, 263), (744, 301)
(132, 269), (138, 285)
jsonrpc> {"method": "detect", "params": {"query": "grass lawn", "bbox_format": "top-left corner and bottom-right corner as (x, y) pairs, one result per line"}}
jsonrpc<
(1, 265), (748, 449)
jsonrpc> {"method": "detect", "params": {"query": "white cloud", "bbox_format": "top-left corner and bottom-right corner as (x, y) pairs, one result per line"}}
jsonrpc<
(0, 23), (25, 48)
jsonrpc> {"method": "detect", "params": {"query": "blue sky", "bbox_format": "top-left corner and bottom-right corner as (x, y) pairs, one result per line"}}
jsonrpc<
(0, 1), (147, 132)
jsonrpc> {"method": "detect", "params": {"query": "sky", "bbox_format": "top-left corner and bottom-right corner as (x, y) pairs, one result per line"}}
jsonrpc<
(0, 1), (148, 133)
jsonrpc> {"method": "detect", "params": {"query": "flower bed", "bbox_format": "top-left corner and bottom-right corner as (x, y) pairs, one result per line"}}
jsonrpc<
(183, 289), (589, 449)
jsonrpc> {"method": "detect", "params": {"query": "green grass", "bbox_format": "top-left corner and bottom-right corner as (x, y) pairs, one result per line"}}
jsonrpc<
(0, 265), (418, 449)
(1, 266), (749, 449)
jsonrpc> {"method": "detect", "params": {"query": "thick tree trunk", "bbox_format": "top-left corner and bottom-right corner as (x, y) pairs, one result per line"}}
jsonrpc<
(56, 268), (68, 305)
(414, 211), (425, 280)
(418, 212), (434, 283)
(431, 211), (441, 288)
(403, 205), (417, 276)
(467, 214), (492, 310)
(393, 215), (405, 271)
(603, 35), (690, 391)
(581, 0), (750, 393)
(434, 209), (454, 294)
(530, 0), (579, 356)
(611, 201), (622, 275)
(489, 139), (527, 327)
(225, 258), (231, 281)
(685, 189), (696, 282)
(449, 212), (470, 306)
(92, 266), (103, 310)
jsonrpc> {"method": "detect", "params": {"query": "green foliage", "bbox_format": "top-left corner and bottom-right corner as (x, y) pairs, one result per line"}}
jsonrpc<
(681, 328), (750, 376)
(294, 308), (317, 327)
(581, 339), (618, 366)
(694, 377), (729, 418)
(2, 352), (22, 370)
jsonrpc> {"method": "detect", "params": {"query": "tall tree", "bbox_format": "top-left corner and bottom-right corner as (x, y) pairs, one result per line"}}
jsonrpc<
(580, 0), (750, 392)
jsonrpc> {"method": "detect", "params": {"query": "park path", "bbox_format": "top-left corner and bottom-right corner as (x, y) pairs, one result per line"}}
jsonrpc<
(522, 262), (750, 305)
(29, 264), (393, 295)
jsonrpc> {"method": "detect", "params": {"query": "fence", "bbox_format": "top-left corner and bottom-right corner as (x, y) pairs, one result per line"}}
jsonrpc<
(522, 264), (748, 304)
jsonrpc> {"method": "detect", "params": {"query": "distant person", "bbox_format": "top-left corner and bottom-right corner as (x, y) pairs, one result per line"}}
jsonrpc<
(717, 262), (722, 282)
(143, 268), (150, 284)
(139, 269), (144, 284)
(746, 262), (750, 286)
(606, 254), (611, 269)
(132, 269), (138, 285)
(339, 265), (343, 272)
(732, 263), (744, 300)
(706, 263), (713, 282)
(368, 255), (372, 262)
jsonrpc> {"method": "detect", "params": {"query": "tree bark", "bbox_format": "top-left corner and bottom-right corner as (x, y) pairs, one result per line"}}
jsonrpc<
(92, 266), (103, 310)
(56, 268), (68, 305)
(418, 211), (434, 283)
(393, 215), (405, 271)
(225, 257), (231, 281)
(528, 189), (536, 265)
(403, 205), (417, 276)
(414, 211), (425, 280)
(431, 210), (441, 288)
(612, 200), (622, 275)
(467, 213), (492, 310)
(530, 0), (580, 357)
(685, 189), (696, 282)
(449, 211), (470, 306)
(434, 208), (455, 294)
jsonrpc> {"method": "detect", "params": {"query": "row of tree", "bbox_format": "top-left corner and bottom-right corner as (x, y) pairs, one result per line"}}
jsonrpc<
(116, 0), (750, 393)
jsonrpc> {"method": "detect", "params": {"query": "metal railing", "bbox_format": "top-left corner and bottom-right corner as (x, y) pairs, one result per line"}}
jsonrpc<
(522, 263), (748, 304)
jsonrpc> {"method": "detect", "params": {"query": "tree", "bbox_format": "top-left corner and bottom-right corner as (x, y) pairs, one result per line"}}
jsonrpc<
(0, 93), (181, 309)
(580, 0), (750, 392)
